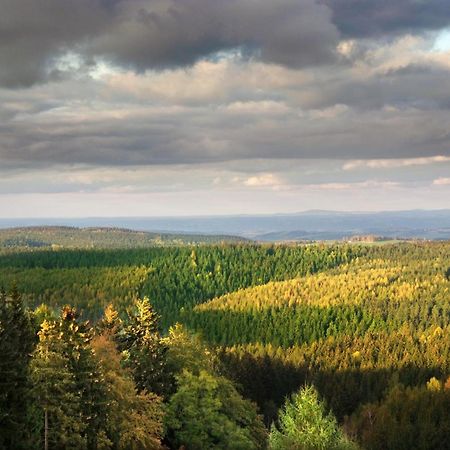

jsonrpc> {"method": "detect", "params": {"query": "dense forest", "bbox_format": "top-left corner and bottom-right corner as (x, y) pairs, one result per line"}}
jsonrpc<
(0, 238), (449, 449)
(0, 226), (247, 251)
(0, 243), (355, 326)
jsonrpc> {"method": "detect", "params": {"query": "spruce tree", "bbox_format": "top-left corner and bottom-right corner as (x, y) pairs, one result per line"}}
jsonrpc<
(118, 298), (170, 397)
(0, 288), (37, 450)
(59, 306), (108, 450)
(269, 385), (358, 450)
(31, 319), (86, 450)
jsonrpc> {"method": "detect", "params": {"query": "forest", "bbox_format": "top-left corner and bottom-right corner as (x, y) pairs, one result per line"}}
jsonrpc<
(0, 236), (449, 449)
(0, 226), (246, 250)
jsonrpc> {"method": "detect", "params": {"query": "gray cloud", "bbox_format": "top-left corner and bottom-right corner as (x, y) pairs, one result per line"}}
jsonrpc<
(90, 0), (339, 69)
(0, 0), (113, 87)
(1, 88), (449, 170)
(0, 0), (339, 88)
(1, 1), (450, 172)
(292, 64), (450, 110)
(324, 0), (450, 38)
(2, 0), (450, 89)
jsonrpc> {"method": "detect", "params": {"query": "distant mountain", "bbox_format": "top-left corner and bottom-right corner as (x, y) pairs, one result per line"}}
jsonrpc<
(1, 209), (450, 241)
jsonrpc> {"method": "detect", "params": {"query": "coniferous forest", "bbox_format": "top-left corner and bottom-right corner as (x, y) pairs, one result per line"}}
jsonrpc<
(0, 234), (449, 449)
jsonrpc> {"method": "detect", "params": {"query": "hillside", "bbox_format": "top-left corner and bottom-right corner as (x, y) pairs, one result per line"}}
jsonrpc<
(0, 226), (247, 250)
(178, 243), (450, 440)
(0, 243), (354, 324)
(1, 241), (449, 449)
(184, 248), (450, 346)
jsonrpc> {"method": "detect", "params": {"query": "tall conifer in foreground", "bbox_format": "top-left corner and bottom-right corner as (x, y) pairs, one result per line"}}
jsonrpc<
(31, 319), (86, 450)
(59, 306), (109, 450)
(0, 288), (37, 450)
(269, 385), (358, 450)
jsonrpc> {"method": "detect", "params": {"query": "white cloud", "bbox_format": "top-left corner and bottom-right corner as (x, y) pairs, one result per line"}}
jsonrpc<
(243, 173), (284, 188)
(307, 180), (401, 190)
(433, 177), (450, 185)
(343, 156), (450, 171)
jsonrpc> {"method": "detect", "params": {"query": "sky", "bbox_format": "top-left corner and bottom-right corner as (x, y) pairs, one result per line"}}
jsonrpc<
(1, 0), (450, 218)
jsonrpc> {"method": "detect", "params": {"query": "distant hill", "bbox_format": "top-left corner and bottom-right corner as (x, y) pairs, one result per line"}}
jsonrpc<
(1, 209), (450, 241)
(0, 226), (248, 250)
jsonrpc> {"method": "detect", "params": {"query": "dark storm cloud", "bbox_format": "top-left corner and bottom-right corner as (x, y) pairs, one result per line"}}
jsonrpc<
(89, 0), (339, 70)
(324, 0), (450, 38)
(2, 0), (450, 88)
(0, 0), (339, 87)
(0, 0), (113, 87)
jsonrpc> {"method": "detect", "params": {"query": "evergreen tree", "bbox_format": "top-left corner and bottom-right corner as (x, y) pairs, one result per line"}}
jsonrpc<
(0, 288), (37, 450)
(58, 306), (109, 450)
(118, 298), (170, 397)
(269, 385), (358, 450)
(96, 303), (121, 336)
(31, 319), (86, 450)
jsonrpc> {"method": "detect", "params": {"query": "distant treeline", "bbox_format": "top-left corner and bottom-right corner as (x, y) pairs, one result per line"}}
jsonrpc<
(0, 226), (247, 251)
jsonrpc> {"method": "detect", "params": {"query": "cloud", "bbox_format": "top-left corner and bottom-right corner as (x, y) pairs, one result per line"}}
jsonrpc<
(0, 0), (113, 87)
(433, 177), (450, 185)
(343, 156), (450, 170)
(1, 72), (450, 171)
(1, 0), (450, 217)
(243, 173), (283, 188)
(324, 0), (450, 38)
(307, 180), (401, 190)
(0, 0), (340, 88)
(2, 0), (450, 90)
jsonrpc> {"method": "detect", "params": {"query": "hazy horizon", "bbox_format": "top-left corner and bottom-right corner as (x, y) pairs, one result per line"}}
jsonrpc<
(2, 209), (450, 241)
(2, 207), (450, 220)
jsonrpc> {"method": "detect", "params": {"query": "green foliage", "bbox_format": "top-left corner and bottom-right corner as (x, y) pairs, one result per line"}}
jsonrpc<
(31, 306), (109, 450)
(164, 323), (218, 376)
(0, 226), (245, 251)
(60, 307), (110, 449)
(117, 298), (171, 397)
(269, 385), (357, 450)
(33, 303), (57, 327)
(0, 288), (37, 450)
(221, 323), (450, 423)
(2, 241), (450, 450)
(31, 319), (87, 450)
(346, 382), (450, 450)
(0, 265), (150, 320)
(165, 370), (267, 450)
(91, 333), (164, 450)
(185, 257), (450, 347)
(0, 244), (355, 327)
